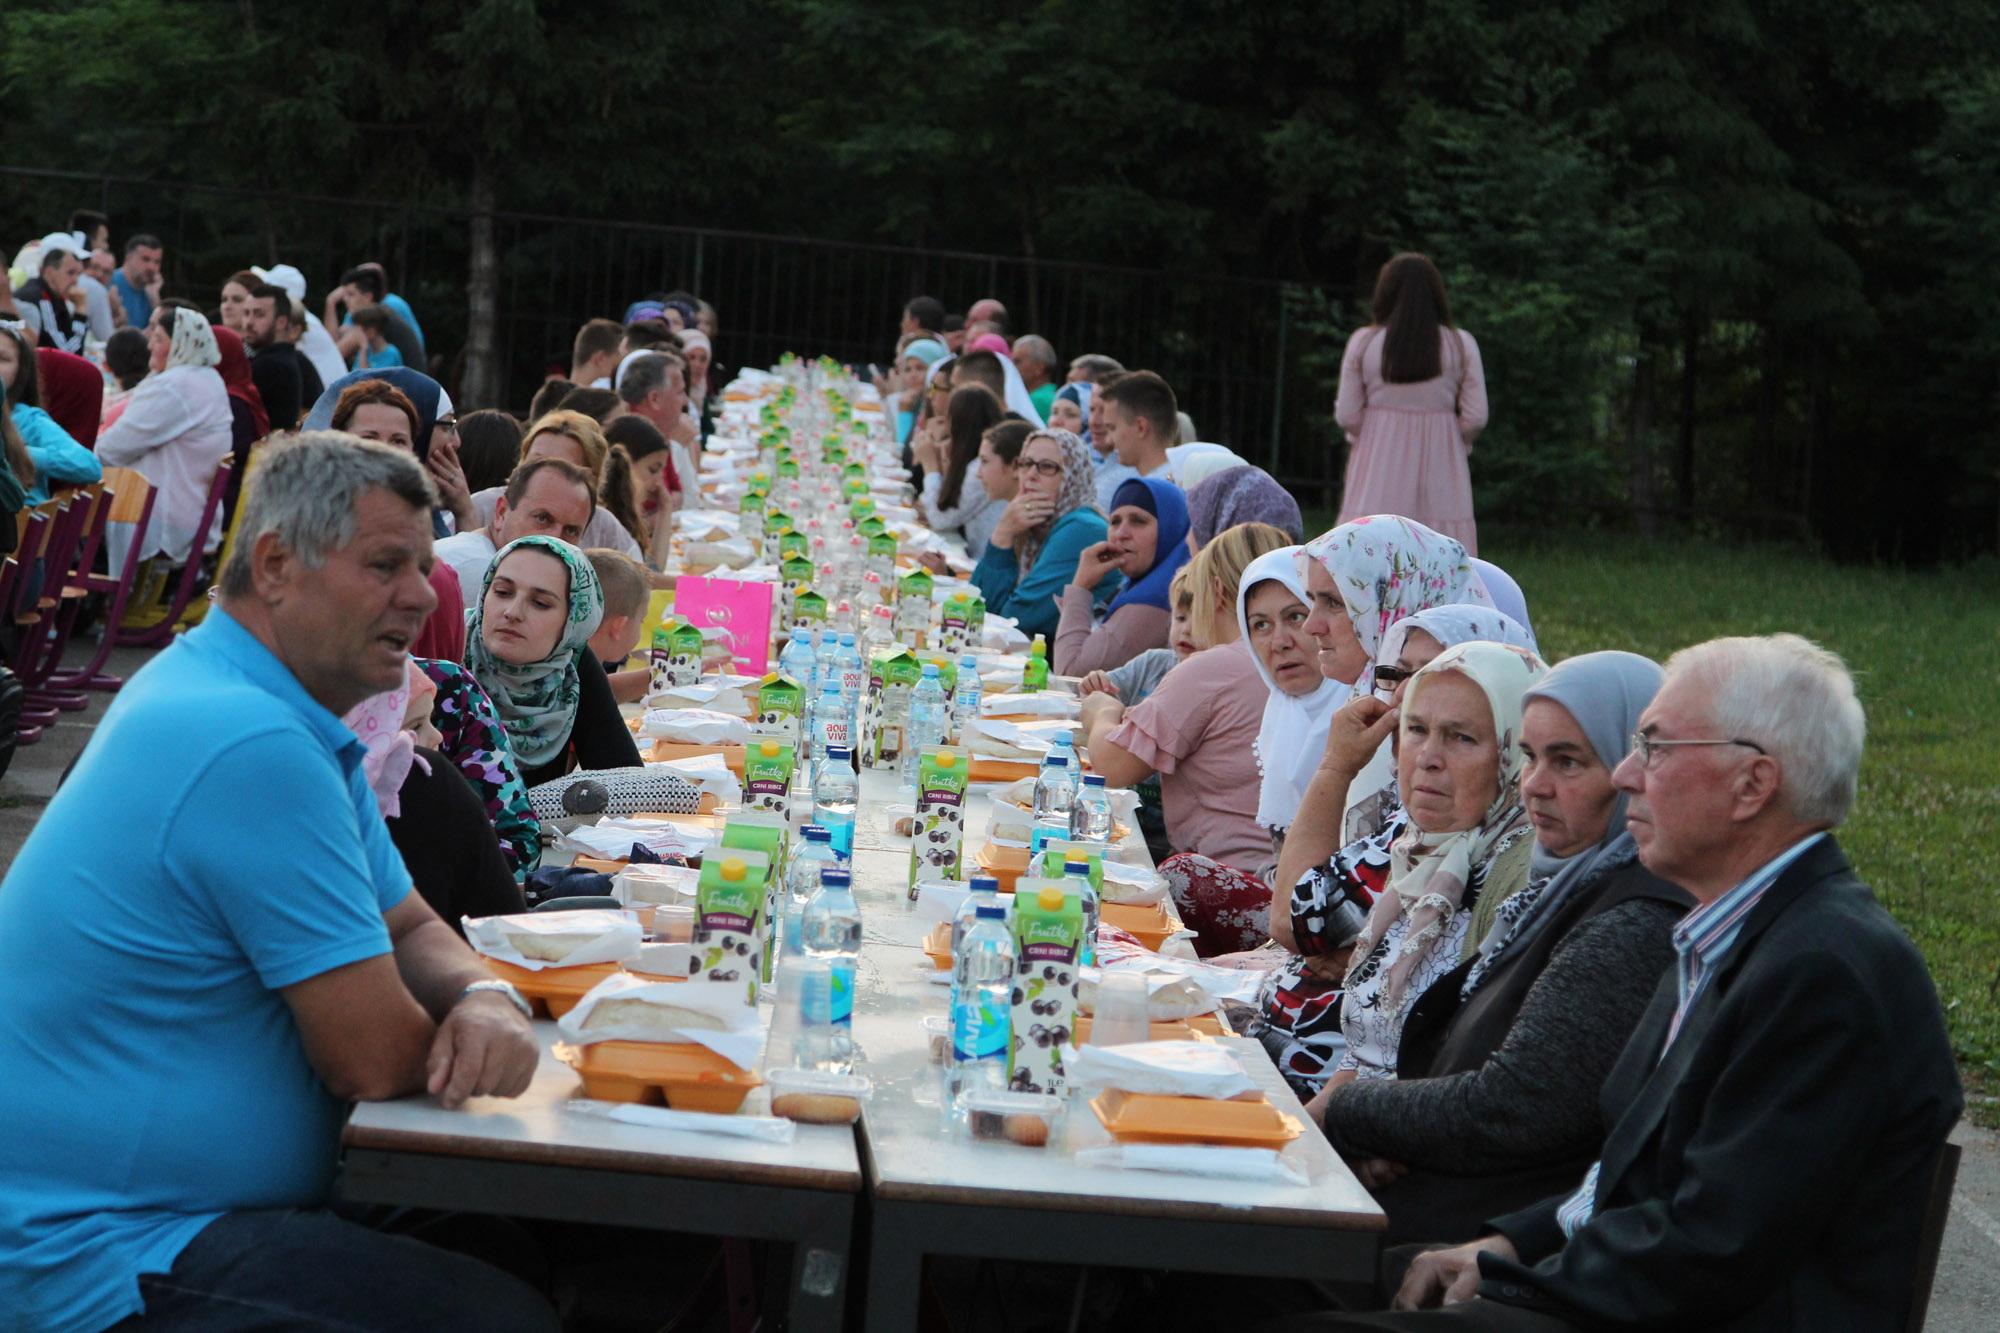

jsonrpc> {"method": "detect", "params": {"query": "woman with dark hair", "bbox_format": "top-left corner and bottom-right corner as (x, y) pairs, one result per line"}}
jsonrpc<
(603, 414), (676, 569)
(0, 329), (97, 504)
(915, 383), (1006, 557)
(555, 385), (622, 425)
(456, 409), (524, 494)
(1334, 252), (1489, 553)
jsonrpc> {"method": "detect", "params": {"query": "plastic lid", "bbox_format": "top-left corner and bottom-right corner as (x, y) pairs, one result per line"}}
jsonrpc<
(803, 824), (830, 841)
(975, 903), (1006, 920)
(821, 867), (851, 888)
(921, 663), (940, 676)
(935, 751), (959, 768)
(1043, 755), (1068, 768)
(959, 653), (976, 666)
(960, 1086), (1063, 1117)
(1036, 886), (1065, 910)
(757, 740), (783, 757)
(969, 876), (999, 892)
(1083, 773), (1106, 787)
(826, 745), (852, 759)
(841, 632), (856, 644)
(718, 857), (747, 881)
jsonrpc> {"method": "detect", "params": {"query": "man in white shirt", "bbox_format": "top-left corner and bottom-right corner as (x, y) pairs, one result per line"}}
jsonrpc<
(616, 351), (698, 504)
(433, 457), (596, 598)
(571, 318), (624, 389)
(466, 419), (643, 559)
(1096, 370), (1179, 482)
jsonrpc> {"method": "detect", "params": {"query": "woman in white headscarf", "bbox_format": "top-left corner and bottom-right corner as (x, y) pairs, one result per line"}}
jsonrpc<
(98, 305), (233, 566)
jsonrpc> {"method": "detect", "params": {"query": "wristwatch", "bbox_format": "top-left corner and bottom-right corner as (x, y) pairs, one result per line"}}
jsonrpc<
(458, 978), (533, 1020)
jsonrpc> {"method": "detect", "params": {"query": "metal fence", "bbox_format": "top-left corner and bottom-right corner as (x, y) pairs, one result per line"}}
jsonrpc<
(4, 166), (1341, 501)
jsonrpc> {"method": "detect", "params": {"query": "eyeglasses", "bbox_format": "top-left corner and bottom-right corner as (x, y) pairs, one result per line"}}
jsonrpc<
(436, 415), (459, 434)
(1013, 457), (1063, 478)
(1372, 663), (1414, 695)
(1629, 732), (1767, 769)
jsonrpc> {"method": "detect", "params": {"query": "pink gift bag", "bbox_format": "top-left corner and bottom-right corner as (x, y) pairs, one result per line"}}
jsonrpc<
(673, 575), (773, 676)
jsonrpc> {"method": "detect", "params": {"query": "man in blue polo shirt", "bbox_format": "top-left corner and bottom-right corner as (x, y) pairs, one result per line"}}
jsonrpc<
(0, 434), (554, 1331)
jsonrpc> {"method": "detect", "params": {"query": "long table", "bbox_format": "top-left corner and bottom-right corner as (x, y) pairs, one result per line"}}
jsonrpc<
(841, 764), (1385, 1330)
(337, 724), (1385, 1329)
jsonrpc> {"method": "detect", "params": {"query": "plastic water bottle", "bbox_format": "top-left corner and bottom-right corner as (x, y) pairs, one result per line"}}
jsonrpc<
(1069, 773), (1113, 844)
(796, 865), (862, 1073)
(902, 663), (948, 787)
(780, 628), (817, 692)
(808, 680), (848, 773)
(1033, 753), (1074, 821)
(811, 746), (859, 860)
(836, 633), (866, 733)
(947, 904), (1016, 1108)
(1050, 732), (1082, 807)
(1064, 859), (1100, 968)
(950, 876), (1003, 956)
(815, 627), (842, 695)
(863, 604), (896, 659)
(951, 653), (982, 743)
(786, 826), (838, 920)
(1023, 634), (1049, 691)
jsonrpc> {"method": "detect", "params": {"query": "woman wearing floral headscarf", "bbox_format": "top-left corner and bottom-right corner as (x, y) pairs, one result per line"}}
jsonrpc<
(97, 305), (233, 565)
(465, 534), (641, 787)
(971, 427), (1118, 640)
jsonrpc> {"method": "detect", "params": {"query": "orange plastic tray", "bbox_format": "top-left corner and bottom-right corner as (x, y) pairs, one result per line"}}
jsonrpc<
(968, 757), (1039, 784)
(975, 842), (1033, 893)
(479, 958), (621, 1019)
(1101, 901), (1177, 950)
(1089, 1088), (1303, 1147)
(922, 922), (954, 971)
(562, 1039), (761, 1113)
(1071, 1016), (1214, 1044)
(647, 741), (747, 776)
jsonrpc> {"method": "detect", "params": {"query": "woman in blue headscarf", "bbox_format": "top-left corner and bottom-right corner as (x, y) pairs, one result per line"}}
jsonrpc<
(304, 365), (472, 538)
(1048, 380), (1092, 443)
(1053, 475), (1190, 675)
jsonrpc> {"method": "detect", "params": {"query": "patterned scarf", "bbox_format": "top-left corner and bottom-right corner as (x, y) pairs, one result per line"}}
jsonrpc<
(161, 306), (221, 371)
(1014, 428), (1102, 579)
(1345, 640), (1546, 1010)
(464, 535), (605, 769)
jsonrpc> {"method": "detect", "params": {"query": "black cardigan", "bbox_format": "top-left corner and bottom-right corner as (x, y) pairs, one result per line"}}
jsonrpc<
(519, 652), (642, 789)
(386, 746), (528, 929)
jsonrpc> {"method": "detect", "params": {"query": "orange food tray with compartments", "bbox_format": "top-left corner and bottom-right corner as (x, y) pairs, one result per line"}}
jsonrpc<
(1089, 1088), (1303, 1147)
(562, 1040), (761, 1113)
(478, 958), (620, 1019)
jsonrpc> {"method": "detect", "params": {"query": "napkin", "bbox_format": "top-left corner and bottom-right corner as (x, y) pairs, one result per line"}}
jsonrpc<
(980, 691), (1080, 720)
(646, 753), (742, 806)
(557, 974), (764, 1069)
(640, 709), (752, 745)
(1067, 1040), (1258, 1100)
(463, 909), (642, 971)
(646, 682), (752, 718)
(560, 818), (721, 862)
(565, 1099), (797, 1144)
(1074, 1144), (1308, 1185)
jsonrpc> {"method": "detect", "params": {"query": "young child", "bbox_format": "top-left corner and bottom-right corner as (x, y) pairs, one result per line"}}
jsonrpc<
(586, 548), (652, 703)
(1077, 564), (1196, 707)
(350, 304), (403, 370)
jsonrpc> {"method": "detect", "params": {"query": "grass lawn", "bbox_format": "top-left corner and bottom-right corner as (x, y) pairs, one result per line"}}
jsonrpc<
(1307, 518), (2000, 1116)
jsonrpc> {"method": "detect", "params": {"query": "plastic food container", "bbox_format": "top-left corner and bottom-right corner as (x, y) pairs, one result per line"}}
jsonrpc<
(766, 1068), (873, 1125)
(1100, 901), (1177, 951)
(961, 1088), (1066, 1148)
(479, 957), (622, 1018)
(975, 842), (1033, 893)
(922, 922), (954, 971)
(624, 942), (697, 981)
(650, 904), (696, 944)
(561, 1040), (761, 1113)
(920, 1015), (952, 1065)
(1072, 1015), (1213, 1045)
(1089, 1088), (1303, 1148)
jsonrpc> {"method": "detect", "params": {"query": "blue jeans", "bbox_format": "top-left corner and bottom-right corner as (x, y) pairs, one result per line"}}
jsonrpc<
(110, 1207), (560, 1331)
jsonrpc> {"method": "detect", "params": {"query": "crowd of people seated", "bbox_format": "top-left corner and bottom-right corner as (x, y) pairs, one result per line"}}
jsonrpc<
(0, 224), (1964, 1331)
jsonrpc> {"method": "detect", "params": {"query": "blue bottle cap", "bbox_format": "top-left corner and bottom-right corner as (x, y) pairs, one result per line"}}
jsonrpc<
(959, 654), (976, 667)
(1083, 773), (1106, 787)
(820, 867), (851, 888)
(921, 663), (940, 676)
(969, 876), (999, 893)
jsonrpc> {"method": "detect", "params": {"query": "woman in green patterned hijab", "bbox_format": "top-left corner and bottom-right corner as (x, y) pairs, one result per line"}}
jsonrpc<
(465, 535), (608, 772)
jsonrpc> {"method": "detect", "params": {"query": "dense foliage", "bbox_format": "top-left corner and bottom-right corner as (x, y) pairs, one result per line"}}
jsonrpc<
(4, 0), (1994, 556)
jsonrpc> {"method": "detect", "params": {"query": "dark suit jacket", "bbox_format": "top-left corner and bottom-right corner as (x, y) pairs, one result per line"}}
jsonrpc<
(1476, 836), (1961, 1330)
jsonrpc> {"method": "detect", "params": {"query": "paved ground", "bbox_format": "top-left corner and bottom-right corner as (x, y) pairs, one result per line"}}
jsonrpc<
(1, 636), (1994, 1329)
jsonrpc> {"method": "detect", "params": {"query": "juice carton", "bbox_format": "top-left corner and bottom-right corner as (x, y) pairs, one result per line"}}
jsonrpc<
(848, 496), (877, 523)
(858, 515), (889, 540)
(1036, 844), (1104, 894)
(1008, 881), (1084, 1095)
(895, 569), (934, 646)
(741, 737), (797, 820)
(778, 528), (810, 562)
(859, 647), (924, 770)
(721, 814), (788, 986)
(916, 654), (958, 694)
(907, 746), (970, 895)
(776, 457), (801, 481)
(792, 588), (829, 629)
(752, 673), (805, 743)
(739, 489), (767, 541)
(695, 850), (770, 1006)
(937, 590), (984, 656)
(648, 617), (705, 694)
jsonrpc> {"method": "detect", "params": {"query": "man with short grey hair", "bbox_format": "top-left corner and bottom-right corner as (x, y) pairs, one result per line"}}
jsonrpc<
(1283, 633), (1961, 1332)
(0, 433), (554, 1331)
(1067, 351), (1125, 384)
(1011, 333), (1059, 420)
(618, 349), (697, 502)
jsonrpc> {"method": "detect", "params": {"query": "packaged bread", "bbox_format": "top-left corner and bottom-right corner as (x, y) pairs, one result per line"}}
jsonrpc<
(463, 910), (642, 971)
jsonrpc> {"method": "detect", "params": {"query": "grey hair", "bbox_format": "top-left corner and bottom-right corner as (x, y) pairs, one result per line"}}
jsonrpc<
(1068, 352), (1125, 381)
(617, 352), (681, 405)
(219, 432), (435, 598)
(1664, 633), (1866, 827)
(1013, 334), (1057, 370)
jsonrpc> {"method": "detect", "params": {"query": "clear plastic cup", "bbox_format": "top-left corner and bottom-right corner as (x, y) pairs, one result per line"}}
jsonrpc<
(1090, 971), (1151, 1047)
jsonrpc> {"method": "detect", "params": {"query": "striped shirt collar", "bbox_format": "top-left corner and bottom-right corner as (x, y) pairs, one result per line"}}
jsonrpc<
(1666, 832), (1826, 1045)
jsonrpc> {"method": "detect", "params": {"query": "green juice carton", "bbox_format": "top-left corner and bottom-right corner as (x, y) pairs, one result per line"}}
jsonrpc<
(721, 813), (789, 986)
(857, 514), (888, 539)
(738, 489), (767, 541)
(915, 654), (958, 694)
(752, 673), (805, 745)
(648, 617), (705, 693)
(778, 557), (816, 626)
(791, 588), (828, 630)
(1035, 843), (1104, 896)
(865, 531), (898, 586)
(895, 569), (934, 646)
(1008, 881), (1084, 1095)
(776, 457), (801, 481)
(741, 737), (797, 820)
(860, 647), (924, 770)
(695, 850), (770, 1006)
(778, 528), (810, 562)
(848, 496), (877, 523)
(761, 508), (794, 563)
(843, 476), (871, 500)
(937, 590), (984, 656)
(908, 746), (970, 895)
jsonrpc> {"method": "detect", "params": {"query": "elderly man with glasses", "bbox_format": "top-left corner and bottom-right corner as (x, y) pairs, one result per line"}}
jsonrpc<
(1273, 632), (1961, 1332)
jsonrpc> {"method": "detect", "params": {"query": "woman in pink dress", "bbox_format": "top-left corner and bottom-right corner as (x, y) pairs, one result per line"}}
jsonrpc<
(1334, 253), (1488, 554)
